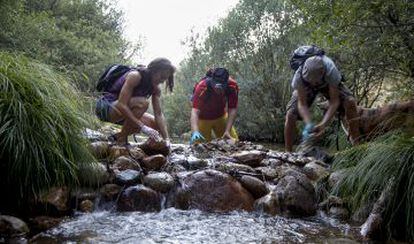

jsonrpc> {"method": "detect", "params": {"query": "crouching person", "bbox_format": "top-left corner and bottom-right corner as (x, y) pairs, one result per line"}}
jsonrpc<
(190, 68), (239, 144)
(95, 58), (175, 146)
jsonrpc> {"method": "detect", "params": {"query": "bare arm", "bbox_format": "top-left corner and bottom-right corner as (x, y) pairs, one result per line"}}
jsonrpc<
(114, 71), (145, 128)
(190, 108), (201, 132)
(152, 89), (169, 140)
(225, 108), (237, 134)
(297, 84), (312, 124)
(318, 84), (340, 127)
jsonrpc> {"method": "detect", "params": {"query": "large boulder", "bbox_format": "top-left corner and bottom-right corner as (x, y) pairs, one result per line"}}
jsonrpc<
(141, 154), (167, 171)
(273, 169), (317, 216)
(117, 185), (161, 212)
(0, 215), (29, 238)
(168, 169), (255, 212)
(254, 191), (281, 215)
(231, 150), (266, 167)
(143, 172), (175, 193)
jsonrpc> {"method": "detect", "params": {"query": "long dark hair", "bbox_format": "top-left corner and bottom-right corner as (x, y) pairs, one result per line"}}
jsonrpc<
(147, 58), (176, 92)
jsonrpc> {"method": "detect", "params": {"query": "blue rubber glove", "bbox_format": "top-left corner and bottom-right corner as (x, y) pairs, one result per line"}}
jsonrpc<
(302, 123), (315, 141)
(190, 131), (205, 144)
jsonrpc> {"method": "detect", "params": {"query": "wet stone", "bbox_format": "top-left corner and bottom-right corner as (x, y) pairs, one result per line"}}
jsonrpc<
(187, 155), (208, 170)
(143, 172), (175, 193)
(303, 161), (330, 182)
(0, 215), (29, 238)
(139, 139), (169, 156)
(29, 216), (62, 233)
(128, 147), (146, 161)
(255, 167), (279, 180)
(115, 169), (141, 186)
(111, 156), (141, 171)
(79, 200), (94, 213)
(89, 141), (109, 159)
(231, 150), (266, 167)
(239, 175), (269, 199)
(142, 154), (167, 171)
(100, 184), (122, 201)
(117, 185), (161, 212)
(108, 145), (130, 160)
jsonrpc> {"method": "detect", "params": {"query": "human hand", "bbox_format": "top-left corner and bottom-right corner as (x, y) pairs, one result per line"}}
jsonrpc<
(222, 131), (233, 140)
(141, 125), (162, 142)
(313, 123), (325, 137)
(302, 123), (315, 141)
(190, 131), (205, 144)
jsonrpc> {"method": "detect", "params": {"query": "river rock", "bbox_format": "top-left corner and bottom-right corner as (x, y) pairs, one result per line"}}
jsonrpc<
(169, 169), (255, 212)
(303, 161), (330, 182)
(239, 175), (269, 199)
(162, 162), (187, 174)
(29, 216), (62, 233)
(329, 206), (349, 220)
(143, 172), (175, 193)
(273, 169), (317, 216)
(79, 200), (94, 213)
(216, 162), (256, 174)
(115, 169), (141, 186)
(139, 139), (169, 156)
(254, 192), (281, 215)
(142, 154), (167, 171)
(231, 150), (266, 167)
(78, 162), (110, 186)
(168, 153), (188, 168)
(260, 158), (283, 167)
(187, 155), (208, 170)
(39, 187), (70, 213)
(328, 170), (347, 189)
(108, 145), (130, 160)
(111, 156), (142, 171)
(89, 141), (109, 159)
(0, 215), (29, 238)
(129, 147), (146, 161)
(117, 185), (161, 212)
(255, 167), (279, 180)
(100, 184), (122, 201)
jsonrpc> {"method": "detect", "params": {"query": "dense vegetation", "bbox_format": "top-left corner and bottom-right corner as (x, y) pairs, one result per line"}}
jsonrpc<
(164, 0), (414, 141)
(0, 0), (138, 92)
(332, 127), (414, 240)
(0, 0), (134, 206)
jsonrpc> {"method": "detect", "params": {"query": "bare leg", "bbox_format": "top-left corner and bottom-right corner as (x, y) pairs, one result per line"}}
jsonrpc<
(284, 111), (297, 152)
(343, 97), (360, 145)
(108, 97), (149, 144)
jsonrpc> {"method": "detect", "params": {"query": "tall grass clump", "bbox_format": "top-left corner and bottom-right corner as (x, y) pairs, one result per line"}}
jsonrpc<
(331, 126), (414, 240)
(0, 52), (96, 204)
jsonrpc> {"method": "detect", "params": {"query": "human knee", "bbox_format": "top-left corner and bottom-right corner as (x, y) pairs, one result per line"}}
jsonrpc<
(130, 97), (149, 110)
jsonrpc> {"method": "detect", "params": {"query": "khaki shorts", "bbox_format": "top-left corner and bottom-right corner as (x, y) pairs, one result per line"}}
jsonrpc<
(286, 83), (354, 120)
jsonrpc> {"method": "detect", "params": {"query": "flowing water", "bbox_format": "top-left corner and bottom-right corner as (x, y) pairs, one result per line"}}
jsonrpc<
(32, 208), (359, 243)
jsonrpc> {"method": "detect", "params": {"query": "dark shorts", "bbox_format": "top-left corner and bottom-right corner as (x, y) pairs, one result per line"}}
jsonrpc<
(286, 83), (354, 120)
(95, 97), (113, 122)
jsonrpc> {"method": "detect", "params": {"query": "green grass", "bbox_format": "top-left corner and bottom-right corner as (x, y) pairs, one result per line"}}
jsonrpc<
(0, 51), (97, 204)
(331, 128), (414, 240)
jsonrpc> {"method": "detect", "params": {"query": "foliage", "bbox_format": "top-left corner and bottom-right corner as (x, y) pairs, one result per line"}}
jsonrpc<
(331, 128), (414, 240)
(0, 52), (97, 203)
(165, 0), (309, 142)
(0, 0), (139, 92)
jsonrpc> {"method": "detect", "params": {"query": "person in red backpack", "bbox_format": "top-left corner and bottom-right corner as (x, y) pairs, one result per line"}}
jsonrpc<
(95, 58), (175, 146)
(190, 68), (239, 144)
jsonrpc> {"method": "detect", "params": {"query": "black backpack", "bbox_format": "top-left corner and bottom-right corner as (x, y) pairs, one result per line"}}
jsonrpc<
(289, 45), (325, 71)
(190, 67), (231, 101)
(96, 64), (135, 92)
